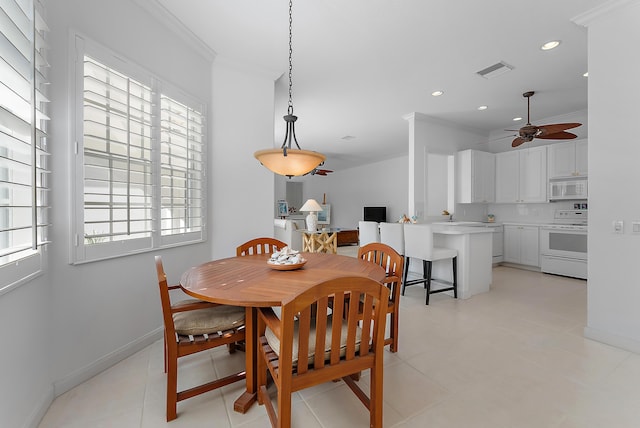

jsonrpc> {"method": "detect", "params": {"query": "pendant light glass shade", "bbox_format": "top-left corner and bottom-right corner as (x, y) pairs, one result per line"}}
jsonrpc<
(254, 148), (325, 177)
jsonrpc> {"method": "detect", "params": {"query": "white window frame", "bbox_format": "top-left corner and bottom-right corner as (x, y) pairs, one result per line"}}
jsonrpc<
(0, 0), (50, 295)
(70, 34), (206, 264)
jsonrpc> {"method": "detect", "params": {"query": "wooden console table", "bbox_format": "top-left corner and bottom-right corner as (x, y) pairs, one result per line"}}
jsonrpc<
(336, 229), (359, 246)
(301, 231), (337, 253)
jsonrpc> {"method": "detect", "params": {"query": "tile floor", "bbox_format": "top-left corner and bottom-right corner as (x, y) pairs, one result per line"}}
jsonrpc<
(38, 264), (640, 428)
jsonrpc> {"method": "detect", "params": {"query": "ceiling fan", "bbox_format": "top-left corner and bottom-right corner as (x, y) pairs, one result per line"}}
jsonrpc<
(310, 168), (333, 176)
(510, 91), (581, 148)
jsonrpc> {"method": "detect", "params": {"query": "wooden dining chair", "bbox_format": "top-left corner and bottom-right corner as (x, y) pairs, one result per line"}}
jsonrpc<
(154, 256), (247, 421)
(256, 276), (389, 428)
(236, 237), (287, 256)
(358, 242), (404, 352)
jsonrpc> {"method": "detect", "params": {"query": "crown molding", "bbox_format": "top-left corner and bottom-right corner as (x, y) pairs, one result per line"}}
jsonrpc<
(132, 0), (216, 62)
(572, 0), (640, 27)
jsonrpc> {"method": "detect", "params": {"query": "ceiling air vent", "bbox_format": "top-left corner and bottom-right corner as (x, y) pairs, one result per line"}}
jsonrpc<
(476, 61), (514, 79)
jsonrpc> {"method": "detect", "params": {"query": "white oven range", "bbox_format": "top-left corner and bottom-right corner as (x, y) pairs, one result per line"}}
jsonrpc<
(540, 210), (587, 280)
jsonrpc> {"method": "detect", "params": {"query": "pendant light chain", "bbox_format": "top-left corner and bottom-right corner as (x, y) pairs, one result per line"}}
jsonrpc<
(252, 0), (326, 177)
(287, 0), (294, 115)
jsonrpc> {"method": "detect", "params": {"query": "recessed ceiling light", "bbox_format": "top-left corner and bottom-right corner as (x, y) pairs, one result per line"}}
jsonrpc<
(513, 117), (523, 121)
(431, 90), (444, 97)
(477, 105), (488, 111)
(541, 40), (561, 51)
(583, 71), (589, 77)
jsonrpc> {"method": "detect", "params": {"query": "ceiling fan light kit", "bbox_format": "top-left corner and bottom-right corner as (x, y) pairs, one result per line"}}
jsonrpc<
(254, 0), (325, 177)
(511, 91), (581, 148)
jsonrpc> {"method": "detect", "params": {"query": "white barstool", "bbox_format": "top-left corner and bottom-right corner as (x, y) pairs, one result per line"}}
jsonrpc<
(379, 222), (404, 256)
(358, 221), (380, 246)
(402, 223), (457, 305)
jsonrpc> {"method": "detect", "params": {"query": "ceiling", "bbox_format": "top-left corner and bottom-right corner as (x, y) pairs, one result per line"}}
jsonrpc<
(156, 0), (607, 171)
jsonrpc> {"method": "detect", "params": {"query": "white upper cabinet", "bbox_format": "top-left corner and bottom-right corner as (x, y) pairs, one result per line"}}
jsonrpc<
(456, 149), (495, 203)
(548, 140), (588, 178)
(495, 146), (547, 203)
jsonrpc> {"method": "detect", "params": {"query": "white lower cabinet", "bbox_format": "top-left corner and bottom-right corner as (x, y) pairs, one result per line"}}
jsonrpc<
(503, 225), (539, 267)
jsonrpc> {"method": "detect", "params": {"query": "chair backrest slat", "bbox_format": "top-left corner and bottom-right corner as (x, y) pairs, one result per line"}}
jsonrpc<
(297, 307), (312, 374)
(329, 292), (345, 365)
(345, 292), (360, 360)
(236, 237), (286, 256)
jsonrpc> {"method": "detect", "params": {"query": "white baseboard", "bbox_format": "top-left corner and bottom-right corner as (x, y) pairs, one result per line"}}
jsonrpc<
(23, 386), (54, 428)
(584, 326), (640, 354)
(52, 327), (163, 397)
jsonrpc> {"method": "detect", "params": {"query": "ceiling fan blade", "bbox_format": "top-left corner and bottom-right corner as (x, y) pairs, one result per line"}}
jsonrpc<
(537, 123), (581, 136)
(316, 169), (333, 175)
(536, 131), (578, 140)
(512, 137), (526, 147)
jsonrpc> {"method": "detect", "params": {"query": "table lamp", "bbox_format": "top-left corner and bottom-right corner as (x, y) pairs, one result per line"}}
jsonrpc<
(299, 199), (323, 232)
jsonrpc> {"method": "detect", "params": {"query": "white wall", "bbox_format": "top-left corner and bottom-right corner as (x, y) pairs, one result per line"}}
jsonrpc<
(0, 275), (52, 428)
(579, 0), (640, 352)
(45, 0), (214, 402)
(407, 113), (488, 221)
(210, 59), (278, 259)
(321, 156), (409, 228)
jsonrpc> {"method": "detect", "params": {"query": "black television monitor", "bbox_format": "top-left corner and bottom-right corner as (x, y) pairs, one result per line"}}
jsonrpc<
(363, 206), (386, 223)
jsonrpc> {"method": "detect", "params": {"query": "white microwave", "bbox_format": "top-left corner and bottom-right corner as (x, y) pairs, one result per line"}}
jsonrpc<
(549, 178), (588, 201)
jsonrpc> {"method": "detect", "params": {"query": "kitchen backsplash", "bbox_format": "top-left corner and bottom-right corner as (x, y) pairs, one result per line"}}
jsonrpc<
(454, 200), (581, 224)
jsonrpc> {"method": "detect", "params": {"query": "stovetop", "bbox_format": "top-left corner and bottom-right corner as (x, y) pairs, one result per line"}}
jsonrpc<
(545, 210), (588, 230)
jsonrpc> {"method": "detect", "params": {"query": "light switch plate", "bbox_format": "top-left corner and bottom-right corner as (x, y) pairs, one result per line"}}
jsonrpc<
(613, 220), (624, 234)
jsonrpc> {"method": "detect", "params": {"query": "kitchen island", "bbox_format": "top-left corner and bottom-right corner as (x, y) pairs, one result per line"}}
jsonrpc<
(419, 224), (494, 300)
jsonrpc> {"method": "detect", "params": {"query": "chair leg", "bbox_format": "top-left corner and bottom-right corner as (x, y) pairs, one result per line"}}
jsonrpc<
(370, 360), (384, 428)
(425, 261), (432, 305)
(452, 256), (458, 298)
(401, 256), (410, 295)
(166, 349), (178, 422)
(422, 260), (428, 289)
(278, 384), (292, 428)
(390, 311), (398, 353)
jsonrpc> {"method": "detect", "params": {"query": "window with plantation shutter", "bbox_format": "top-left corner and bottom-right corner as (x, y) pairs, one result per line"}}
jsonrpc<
(160, 95), (204, 242)
(0, 0), (50, 293)
(72, 35), (206, 264)
(82, 56), (153, 246)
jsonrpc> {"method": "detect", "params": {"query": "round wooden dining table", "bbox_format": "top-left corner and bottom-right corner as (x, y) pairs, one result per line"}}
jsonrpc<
(180, 251), (386, 413)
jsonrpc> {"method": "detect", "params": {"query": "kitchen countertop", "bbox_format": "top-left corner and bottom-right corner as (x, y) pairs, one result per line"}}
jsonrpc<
(432, 221), (502, 227)
(431, 224), (497, 234)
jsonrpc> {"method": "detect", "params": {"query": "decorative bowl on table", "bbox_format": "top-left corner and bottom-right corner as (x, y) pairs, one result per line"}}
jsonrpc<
(267, 247), (306, 270)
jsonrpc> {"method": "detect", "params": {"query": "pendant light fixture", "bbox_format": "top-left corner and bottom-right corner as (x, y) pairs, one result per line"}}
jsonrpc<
(254, 0), (326, 177)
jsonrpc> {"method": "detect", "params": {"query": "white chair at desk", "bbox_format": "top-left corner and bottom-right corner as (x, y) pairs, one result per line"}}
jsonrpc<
(358, 221), (380, 246)
(402, 223), (457, 305)
(379, 222), (404, 256)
